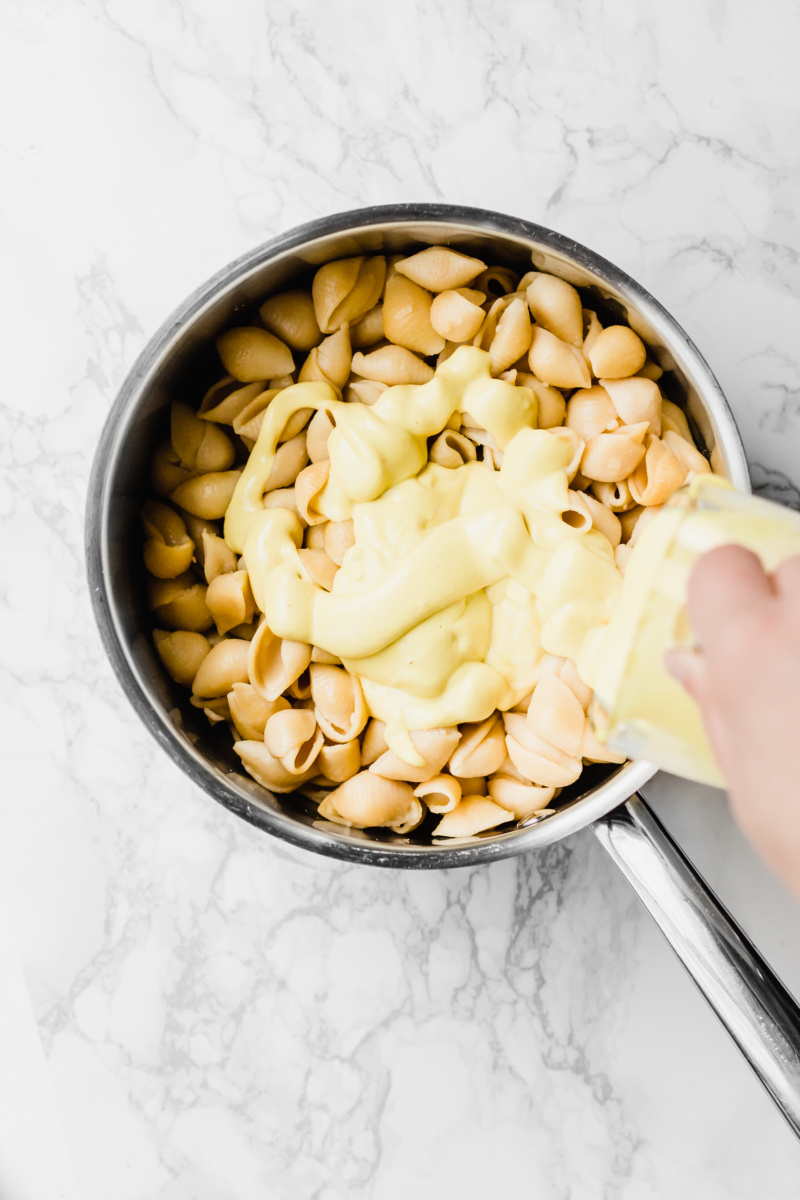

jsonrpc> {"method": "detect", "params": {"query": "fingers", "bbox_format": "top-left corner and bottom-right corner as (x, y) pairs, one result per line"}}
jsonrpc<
(773, 553), (800, 598)
(686, 545), (774, 645)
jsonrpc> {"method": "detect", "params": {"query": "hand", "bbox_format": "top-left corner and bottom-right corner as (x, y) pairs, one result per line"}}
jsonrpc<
(666, 545), (800, 901)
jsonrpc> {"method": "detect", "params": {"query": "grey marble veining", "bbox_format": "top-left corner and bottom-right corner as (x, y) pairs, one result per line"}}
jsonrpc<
(3, 0), (800, 1195)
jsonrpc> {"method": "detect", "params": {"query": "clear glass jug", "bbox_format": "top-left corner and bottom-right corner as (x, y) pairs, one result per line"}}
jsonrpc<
(590, 475), (800, 786)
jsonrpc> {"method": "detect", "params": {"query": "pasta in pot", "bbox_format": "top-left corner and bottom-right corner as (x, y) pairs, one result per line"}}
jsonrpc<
(140, 244), (715, 835)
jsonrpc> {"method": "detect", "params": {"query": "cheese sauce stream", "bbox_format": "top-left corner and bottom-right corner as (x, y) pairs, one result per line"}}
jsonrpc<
(224, 346), (622, 763)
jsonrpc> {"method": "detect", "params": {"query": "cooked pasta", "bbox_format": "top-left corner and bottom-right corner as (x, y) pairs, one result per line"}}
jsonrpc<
(141, 244), (714, 836)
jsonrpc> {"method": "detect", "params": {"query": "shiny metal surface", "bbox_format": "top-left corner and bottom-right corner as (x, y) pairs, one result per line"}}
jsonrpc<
(86, 203), (749, 866)
(594, 796), (800, 1135)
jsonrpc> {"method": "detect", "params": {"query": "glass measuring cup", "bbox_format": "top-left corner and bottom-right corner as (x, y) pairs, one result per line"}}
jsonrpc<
(589, 475), (800, 786)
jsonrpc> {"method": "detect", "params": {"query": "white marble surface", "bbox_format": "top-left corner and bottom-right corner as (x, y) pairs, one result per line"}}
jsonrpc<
(4, 0), (800, 1195)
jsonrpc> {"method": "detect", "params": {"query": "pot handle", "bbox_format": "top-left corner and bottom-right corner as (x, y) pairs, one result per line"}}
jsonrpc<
(592, 791), (800, 1135)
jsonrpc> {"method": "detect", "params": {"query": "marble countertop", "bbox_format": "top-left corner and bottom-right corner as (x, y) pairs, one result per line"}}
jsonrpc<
(4, 1), (800, 1195)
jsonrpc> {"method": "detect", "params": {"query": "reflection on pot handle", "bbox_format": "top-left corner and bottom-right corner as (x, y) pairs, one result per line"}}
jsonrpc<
(593, 792), (800, 1135)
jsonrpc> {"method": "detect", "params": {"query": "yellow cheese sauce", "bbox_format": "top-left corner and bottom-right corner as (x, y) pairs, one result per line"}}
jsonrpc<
(225, 346), (621, 763)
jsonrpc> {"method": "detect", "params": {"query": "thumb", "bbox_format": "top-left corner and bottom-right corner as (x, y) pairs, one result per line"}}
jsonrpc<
(664, 646), (707, 703)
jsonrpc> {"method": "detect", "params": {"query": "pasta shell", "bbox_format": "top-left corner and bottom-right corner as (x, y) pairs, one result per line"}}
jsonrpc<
(503, 713), (583, 788)
(231, 388), (280, 442)
(287, 669), (312, 700)
(628, 503), (664, 547)
(559, 658), (593, 711)
(601, 377), (662, 436)
(170, 471), (242, 520)
(169, 400), (207, 467)
(579, 724), (626, 764)
(171, 401), (235, 473)
(628, 435), (686, 506)
(636, 360), (663, 382)
(565, 386), (619, 441)
(370, 727), (461, 784)
(537, 653), (565, 682)
(278, 407), (314, 443)
(526, 675), (586, 756)
(528, 327), (592, 389)
(662, 430), (711, 477)
(323, 772), (416, 828)
(297, 548), (338, 592)
(436, 341), (459, 367)
(147, 572), (212, 633)
(306, 407), (336, 463)
(234, 740), (316, 792)
(264, 487), (304, 522)
(428, 430), (477, 469)
(192, 638), (251, 698)
(317, 739), (361, 783)
(258, 289), (322, 352)
(265, 708), (323, 774)
(360, 719), (389, 765)
(547, 426), (584, 482)
(249, 619), (312, 701)
(312, 256), (386, 334)
(351, 303), (384, 349)
(228, 683), (289, 740)
(525, 273), (583, 347)
(561, 492), (592, 534)
(394, 246), (485, 292)
(563, 490), (621, 548)
(588, 326), (646, 379)
(660, 398), (693, 441)
(323, 520), (356, 566)
(472, 266), (518, 297)
(190, 694), (231, 725)
(429, 289), (485, 342)
(448, 715), (506, 777)
(344, 379), (387, 405)
(216, 327), (294, 382)
(581, 309), (604, 361)
(294, 460), (330, 525)
(471, 291), (518, 352)
(488, 775), (555, 819)
(515, 374), (566, 429)
(489, 297), (532, 375)
(494, 753), (530, 784)
(153, 630), (211, 687)
(151, 439), (194, 498)
(299, 324), (352, 390)
(201, 379), (268, 427)
(141, 501), (194, 579)
(382, 275), (445, 356)
(201, 530), (238, 582)
(580, 423), (648, 483)
(434, 795), (514, 838)
(304, 522), (328, 550)
(617, 504), (645, 543)
(206, 569), (256, 636)
(351, 345), (434, 385)
(310, 664), (368, 743)
(414, 775), (461, 814)
(265, 433), (309, 493)
(589, 480), (635, 512)
(310, 646), (342, 665)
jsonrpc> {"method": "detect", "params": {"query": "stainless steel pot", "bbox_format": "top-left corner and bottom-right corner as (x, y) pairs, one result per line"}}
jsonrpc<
(85, 204), (800, 1132)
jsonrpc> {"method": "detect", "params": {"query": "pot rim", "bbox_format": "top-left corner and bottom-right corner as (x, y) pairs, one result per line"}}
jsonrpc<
(85, 203), (749, 868)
